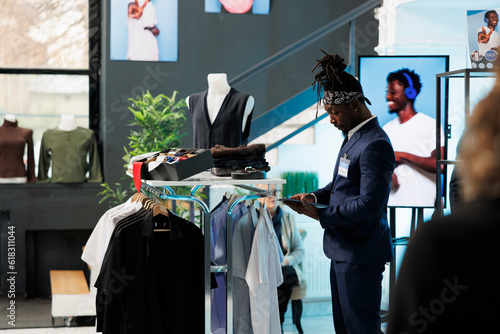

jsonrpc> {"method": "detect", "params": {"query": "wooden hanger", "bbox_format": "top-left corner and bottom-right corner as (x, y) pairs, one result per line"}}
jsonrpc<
(131, 192), (147, 203)
(140, 195), (152, 209)
(130, 192), (141, 202)
(153, 204), (169, 217)
(146, 200), (156, 210)
(153, 204), (170, 232)
(228, 193), (240, 205)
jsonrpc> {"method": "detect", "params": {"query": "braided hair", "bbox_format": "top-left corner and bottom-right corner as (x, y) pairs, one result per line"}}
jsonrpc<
(312, 51), (364, 98)
(311, 51), (368, 116)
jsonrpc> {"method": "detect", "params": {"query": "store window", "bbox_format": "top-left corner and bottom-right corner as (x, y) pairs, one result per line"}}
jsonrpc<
(0, 0), (89, 69)
(0, 0), (99, 169)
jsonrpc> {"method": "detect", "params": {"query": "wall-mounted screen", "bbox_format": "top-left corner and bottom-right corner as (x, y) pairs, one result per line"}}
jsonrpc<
(205, 0), (270, 15)
(358, 55), (449, 208)
(110, 0), (178, 62)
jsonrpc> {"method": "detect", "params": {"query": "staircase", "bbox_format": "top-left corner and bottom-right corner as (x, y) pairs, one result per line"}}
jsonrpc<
(232, 0), (382, 160)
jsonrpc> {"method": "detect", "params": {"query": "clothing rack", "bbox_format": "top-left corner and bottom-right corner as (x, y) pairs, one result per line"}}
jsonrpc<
(139, 176), (286, 334)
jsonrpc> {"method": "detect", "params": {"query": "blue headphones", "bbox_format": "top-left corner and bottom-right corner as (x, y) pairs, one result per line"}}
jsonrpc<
(484, 11), (498, 24)
(402, 72), (417, 100)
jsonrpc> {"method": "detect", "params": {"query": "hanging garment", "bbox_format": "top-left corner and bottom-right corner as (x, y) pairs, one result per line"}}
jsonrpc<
(95, 210), (205, 334)
(213, 199), (249, 265)
(82, 198), (143, 273)
(232, 203), (259, 334)
(210, 196), (248, 333)
(245, 208), (283, 334)
(210, 197), (230, 333)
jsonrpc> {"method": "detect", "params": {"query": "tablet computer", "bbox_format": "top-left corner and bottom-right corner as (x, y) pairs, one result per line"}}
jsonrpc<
(278, 198), (331, 209)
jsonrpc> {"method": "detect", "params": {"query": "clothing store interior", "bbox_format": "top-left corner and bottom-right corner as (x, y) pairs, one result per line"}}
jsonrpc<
(1, 0), (499, 333)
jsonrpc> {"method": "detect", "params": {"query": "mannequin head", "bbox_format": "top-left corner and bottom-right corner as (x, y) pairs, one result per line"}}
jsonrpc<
(58, 114), (78, 131)
(207, 73), (230, 95)
(4, 114), (17, 123)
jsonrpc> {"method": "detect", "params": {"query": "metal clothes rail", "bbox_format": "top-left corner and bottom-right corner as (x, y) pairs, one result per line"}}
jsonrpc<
(140, 176), (286, 334)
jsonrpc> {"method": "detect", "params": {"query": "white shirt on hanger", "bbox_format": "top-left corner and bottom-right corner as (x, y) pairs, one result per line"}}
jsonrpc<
(245, 208), (283, 334)
(82, 197), (142, 273)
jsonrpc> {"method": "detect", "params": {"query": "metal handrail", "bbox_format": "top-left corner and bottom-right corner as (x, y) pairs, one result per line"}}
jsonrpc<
(266, 112), (328, 152)
(240, 0), (382, 151)
(229, 0), (382, 87)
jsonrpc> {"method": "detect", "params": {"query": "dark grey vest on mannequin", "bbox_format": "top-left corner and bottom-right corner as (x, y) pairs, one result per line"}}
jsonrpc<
(189, 88), (253, 149)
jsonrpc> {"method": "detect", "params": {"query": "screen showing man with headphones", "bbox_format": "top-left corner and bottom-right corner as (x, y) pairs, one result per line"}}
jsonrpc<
(467, 9), (500, 68)
(478, 10), (499, 57)
(383, 68), (445, 208)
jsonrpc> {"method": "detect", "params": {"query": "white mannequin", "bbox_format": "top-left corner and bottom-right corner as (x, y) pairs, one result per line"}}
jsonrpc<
(58, 114), (78, 131)
(187, 73), (254, 132)
(4, 114), (17, 123)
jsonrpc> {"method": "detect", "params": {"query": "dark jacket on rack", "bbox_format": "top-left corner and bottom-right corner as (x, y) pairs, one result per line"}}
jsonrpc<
(95, 210), (205, 334)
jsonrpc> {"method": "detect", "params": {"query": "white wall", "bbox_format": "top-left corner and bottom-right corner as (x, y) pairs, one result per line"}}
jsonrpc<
(377, 0), (498, 161)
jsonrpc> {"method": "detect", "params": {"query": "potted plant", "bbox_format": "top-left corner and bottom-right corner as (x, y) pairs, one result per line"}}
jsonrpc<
(98, 90), (199, 218)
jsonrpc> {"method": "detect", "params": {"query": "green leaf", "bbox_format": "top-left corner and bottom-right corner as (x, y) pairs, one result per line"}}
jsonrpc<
(98, 90), (188, 206)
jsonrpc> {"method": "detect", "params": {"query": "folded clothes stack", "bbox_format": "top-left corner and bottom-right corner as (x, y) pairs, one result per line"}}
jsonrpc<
(210, 144), (270, 176)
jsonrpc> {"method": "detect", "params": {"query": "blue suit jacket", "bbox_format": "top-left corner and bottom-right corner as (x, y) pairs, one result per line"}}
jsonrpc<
(313, 117), (395, 264)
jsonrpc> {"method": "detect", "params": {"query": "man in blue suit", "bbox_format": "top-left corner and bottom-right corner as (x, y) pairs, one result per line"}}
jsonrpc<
(286, 52), (395, 334)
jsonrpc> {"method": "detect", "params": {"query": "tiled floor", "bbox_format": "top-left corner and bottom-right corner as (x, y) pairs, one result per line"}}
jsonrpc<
(0, 315), (387, 333)
(283, 314), (388, 334)
(0, 327), (95, 334)
(0, 297), (387, 334)
(283, 314), (335, 333)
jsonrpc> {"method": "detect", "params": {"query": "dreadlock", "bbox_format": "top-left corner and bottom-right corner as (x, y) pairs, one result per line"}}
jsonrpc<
(311, 51), (364, 105)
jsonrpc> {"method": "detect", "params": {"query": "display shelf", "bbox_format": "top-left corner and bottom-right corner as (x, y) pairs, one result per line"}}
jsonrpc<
(436, 68), (496, 78)
(128, 170), (286, 187)
(142, 174), (286, 187)
(437, 68), (495, 116)
(435, 68), (495, 214)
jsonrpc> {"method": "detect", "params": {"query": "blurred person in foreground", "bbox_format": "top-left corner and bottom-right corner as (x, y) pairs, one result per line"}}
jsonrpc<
(386, 67), (500, 334)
